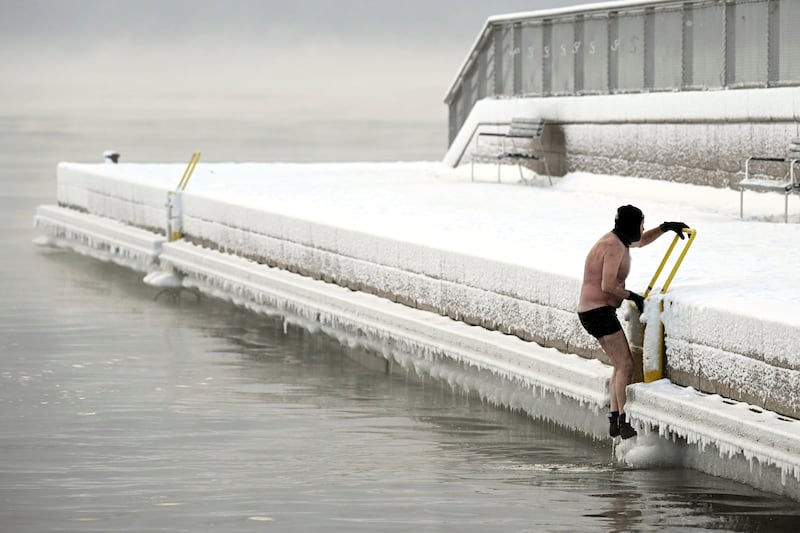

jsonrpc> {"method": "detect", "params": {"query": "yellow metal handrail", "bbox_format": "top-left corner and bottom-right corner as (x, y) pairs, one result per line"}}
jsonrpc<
(644, 228), (697, 298)
(177, 152), (201, 191)
(642, 227), (697, 383)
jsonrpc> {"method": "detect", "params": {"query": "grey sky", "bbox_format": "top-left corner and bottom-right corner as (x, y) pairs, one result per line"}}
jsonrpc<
(0, 1), (588, 120)
(1, 1), (587, 44)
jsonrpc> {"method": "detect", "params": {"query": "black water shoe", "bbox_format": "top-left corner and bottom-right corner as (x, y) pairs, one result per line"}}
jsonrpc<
(619, 413), (637, 439)
(608, 412), (620, 437)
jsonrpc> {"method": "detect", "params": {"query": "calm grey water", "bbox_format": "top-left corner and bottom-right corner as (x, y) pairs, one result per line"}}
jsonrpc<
(2, 113), (799, 532)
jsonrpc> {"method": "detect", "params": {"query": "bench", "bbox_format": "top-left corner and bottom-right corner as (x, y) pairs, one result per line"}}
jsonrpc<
(739, 139), (800, 222)
(471, 118), (550, 185)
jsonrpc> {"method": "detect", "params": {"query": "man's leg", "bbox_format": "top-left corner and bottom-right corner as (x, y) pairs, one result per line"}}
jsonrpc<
(606, 367), (620, 437)
(608, 368), (618, 412)
(598, 330), (637, 438)
(599, 330), (633, 410)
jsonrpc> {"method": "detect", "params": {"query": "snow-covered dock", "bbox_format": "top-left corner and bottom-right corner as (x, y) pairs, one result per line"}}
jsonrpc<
(35, 160), (800, 499)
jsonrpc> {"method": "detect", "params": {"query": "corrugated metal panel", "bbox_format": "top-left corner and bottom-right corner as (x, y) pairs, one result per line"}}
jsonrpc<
(498, 25), (515, 95)
(513, 25), (523, 94)
(779, 0), (800, 82)
(732, 0), (768, 86)
(549, 19), (575, 95)
(690, 2), (725, 88)
(448, 100), (457, 145)
(652, 7), (683, 90)
(581, 15), (609, 93)
(520, 22), (544, 95)
(450, 91), (461, 144)
(466, 64), (479, 110)
(445, 0), (800, 147)
(616, 11), (645, 91)
(483, 36), (496, 97)
(459, 87), (469, 128)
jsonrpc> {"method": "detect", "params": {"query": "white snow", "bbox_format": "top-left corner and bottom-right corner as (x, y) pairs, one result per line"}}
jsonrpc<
(143, 270), (182, 289)
(34, 158), (800, 499)
(639, 292), (664, 379)
(49, 159), (800, 325)
(624, 379), (800, 495)
(442, 89), (800, 168)
(35, 204), (161, 272)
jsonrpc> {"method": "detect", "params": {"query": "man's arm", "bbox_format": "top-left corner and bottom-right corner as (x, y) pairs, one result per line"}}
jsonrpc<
(633, 221), (689, 248)
(632, 227), (664, 248)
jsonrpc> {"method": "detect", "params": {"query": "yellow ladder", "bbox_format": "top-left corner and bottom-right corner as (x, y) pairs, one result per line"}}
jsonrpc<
(641, 228), (697, 382)
(177, 151), (201, 192)
(167, 152), (201, 241)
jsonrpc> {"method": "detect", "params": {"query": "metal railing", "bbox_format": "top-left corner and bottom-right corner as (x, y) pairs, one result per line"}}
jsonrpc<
(445, 0), (800, 145)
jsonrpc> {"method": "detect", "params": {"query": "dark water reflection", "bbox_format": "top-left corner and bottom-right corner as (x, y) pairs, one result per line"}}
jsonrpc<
(2, 116), (800, 532)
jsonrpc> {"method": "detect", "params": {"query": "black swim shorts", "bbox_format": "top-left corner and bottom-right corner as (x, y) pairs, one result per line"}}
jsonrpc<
(578, 306), (622, 339)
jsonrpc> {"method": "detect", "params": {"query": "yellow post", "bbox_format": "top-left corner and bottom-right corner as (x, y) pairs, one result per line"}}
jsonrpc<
(169, 152), (201, 241)
(642, 228), (697, 382)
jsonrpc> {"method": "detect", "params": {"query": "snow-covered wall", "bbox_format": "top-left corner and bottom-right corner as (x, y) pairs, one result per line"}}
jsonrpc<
(184, 196), (800, 415)
(47, 162), (800, 420)
(181, 194), (601, 360)
(446, 88), (800, 187)
(56, 162), (176, 234)
(665, 303), (800, 416)
(181, 194), (800, 418)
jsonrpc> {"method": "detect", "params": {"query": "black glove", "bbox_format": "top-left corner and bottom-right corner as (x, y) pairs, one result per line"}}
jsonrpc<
(626, 291), (645, 313)
(660, 221), (689, 239)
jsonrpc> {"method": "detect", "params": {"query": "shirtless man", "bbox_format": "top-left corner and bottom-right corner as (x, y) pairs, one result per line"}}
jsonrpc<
(577, 205), (687, 439)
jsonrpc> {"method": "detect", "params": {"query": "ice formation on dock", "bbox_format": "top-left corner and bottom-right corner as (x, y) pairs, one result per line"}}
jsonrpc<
(32, 160), (800, 500)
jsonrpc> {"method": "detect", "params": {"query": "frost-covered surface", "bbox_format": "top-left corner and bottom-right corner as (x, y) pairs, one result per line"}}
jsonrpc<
(34, 201), (800, 499)
(158, 239), (611, 413)
(443, 88), (800, 168)
(56, 161), (180, 232)
(143, 270), (182, 288)
(36, 158), (800, 498)
(639, 293), (664, 381)
(34, 204), (162, 272)
(181, 196), (588, 354)
(49, 160), (800, 417)
(625, 380), (800, 500)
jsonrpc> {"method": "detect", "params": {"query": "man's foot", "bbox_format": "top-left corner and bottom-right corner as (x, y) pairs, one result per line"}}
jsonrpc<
(608, 411), (619, 437)
(619, 413), (637, 439)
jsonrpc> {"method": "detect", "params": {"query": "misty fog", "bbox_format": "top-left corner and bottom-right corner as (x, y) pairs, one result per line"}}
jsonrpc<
(1, 0), (588, 122)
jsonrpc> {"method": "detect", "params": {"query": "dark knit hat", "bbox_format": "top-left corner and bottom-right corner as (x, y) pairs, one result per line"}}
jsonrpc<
(613, 204), (644, 246)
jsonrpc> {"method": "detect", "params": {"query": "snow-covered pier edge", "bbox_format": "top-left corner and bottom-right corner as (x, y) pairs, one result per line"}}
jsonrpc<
(33, 162), (800, 500)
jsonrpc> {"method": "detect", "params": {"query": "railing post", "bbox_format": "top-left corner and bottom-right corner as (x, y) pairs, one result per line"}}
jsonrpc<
(641, 228), (697, 382)
(166, 191), (183, 242)
(165, 192), (173, 242)
(166, 152), (201, 241)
